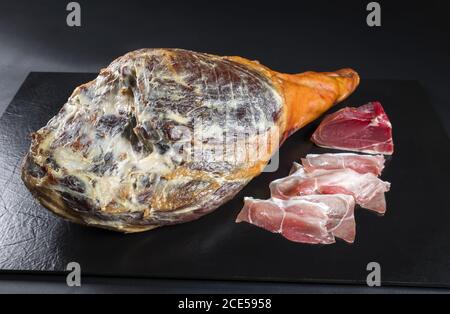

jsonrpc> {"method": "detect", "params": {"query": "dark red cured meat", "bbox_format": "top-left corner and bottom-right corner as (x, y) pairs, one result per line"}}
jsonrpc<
(311, 102), (394, 155)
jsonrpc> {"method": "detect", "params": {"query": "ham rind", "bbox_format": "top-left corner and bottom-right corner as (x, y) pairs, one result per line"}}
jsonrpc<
(236, 194), (356, 244)
(311, 102), (394, 155)
(301, 153), (385, 175)
(270, 163), (390, 214)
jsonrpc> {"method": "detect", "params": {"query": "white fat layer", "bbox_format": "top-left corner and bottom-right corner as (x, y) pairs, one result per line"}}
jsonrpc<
(53, 147), (90, 172)
(165, 110), (190, 124)
(34, 49), (284, 220)
(137, 150), (174, 174)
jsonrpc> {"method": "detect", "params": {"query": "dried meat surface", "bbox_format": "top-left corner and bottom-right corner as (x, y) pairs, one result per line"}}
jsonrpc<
(22, 49), (284, 232)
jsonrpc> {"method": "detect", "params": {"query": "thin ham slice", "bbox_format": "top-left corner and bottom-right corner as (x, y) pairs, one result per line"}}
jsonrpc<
(301, 153), (385, 175)
(236, 194), (356, 244)
(271, 163), (390, 214)
(311, 102), (394, 155)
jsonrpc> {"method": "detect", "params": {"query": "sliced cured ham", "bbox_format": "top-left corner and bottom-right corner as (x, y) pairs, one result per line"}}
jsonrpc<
(236, 194), (356, 244)
(271, 164), (390, 214)
(301, 153), (385, 175)
(311, 102), (394, 155)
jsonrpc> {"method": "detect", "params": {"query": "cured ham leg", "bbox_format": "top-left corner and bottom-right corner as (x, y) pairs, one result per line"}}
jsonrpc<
(236, 195), (356, 244)
(21, 49), (359, 232)
(271, 163), (390, 214)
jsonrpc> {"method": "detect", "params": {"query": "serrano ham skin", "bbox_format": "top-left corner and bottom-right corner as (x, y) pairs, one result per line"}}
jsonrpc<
(21, 49), (360, 232)
(236, 195), (356, 244)
(301, 153), (385, 175)
(271, 164), (390, 214)
(311, 102), (394, 155)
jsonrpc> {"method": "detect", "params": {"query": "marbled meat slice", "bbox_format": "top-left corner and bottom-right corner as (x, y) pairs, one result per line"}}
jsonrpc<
(236, 194), (356, 244)
(271, 163), (390, 214)
(301, 153), (385, 175)
(311, 102), (394, 155)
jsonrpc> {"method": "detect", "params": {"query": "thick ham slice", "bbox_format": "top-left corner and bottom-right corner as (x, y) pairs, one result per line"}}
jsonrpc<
(271, 163), (390, 214)
(236, 194), (356, 244)
(301, 153), (385, 175)
(311, 102), (394, 155)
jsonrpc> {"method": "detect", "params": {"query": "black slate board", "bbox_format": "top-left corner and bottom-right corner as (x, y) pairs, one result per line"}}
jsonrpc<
(1, 72), (449, 288)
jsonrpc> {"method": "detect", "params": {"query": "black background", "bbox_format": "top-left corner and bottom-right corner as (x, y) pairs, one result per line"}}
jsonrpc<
(0, 0), (449, 137)
(0, 0), (449, 293)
